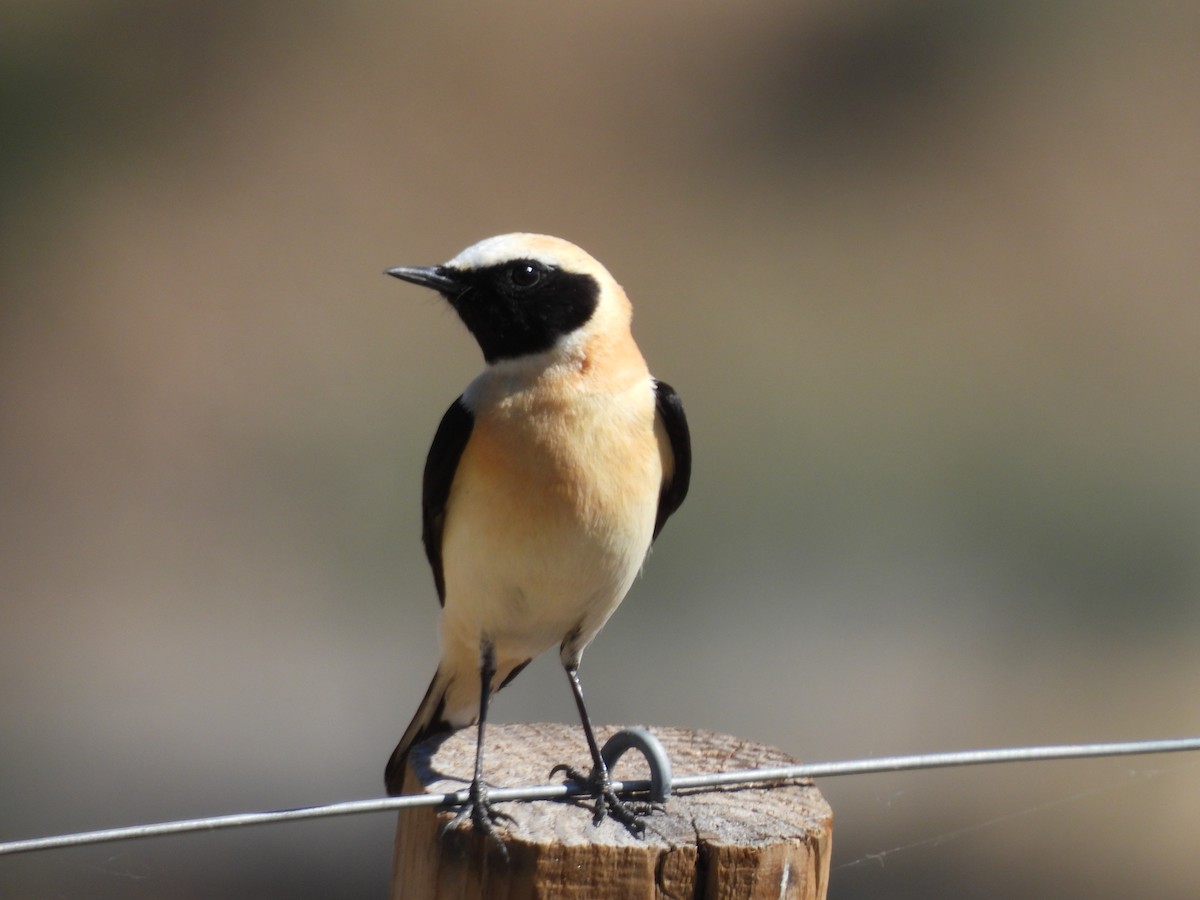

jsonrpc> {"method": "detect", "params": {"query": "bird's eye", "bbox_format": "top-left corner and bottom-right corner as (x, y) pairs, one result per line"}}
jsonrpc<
(508, 262), (543, 289)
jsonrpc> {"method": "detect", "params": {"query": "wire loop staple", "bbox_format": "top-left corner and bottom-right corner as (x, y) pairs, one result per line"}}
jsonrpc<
(600, 727), (673, 801)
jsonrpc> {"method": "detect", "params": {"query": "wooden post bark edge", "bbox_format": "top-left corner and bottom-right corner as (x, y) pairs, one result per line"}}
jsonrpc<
(391, 723), (832, 899)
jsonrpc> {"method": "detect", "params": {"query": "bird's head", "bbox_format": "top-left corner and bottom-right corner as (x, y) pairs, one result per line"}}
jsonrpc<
(386, 233), (633, 367)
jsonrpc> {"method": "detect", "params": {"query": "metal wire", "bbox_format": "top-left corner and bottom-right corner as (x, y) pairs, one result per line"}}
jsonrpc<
(2, 734), (1198, 857)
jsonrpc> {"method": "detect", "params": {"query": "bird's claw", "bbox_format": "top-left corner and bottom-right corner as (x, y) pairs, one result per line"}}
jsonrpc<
(442, 780), (514, 860)
(550, 764), (655, 836)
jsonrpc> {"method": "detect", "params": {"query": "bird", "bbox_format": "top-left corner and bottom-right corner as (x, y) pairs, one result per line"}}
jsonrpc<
(382, 233), (691, 839)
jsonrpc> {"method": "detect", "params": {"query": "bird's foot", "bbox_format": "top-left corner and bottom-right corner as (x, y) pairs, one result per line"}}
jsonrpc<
(550, 764), (657, 836)
(442, 779), (514, 859)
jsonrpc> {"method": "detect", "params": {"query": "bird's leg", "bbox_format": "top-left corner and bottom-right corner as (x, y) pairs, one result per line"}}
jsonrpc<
(550, 664), (654, 835)
(442, 640), (513, 851)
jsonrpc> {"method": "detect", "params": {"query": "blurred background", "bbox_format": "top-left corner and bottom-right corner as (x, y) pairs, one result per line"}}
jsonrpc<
(2, 1), (1199, 896)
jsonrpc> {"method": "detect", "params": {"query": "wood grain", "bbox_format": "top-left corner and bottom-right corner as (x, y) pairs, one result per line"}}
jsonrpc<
(391, 723), (832, 899)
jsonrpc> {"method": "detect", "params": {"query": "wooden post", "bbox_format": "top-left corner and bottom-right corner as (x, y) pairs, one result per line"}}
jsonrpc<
(391, 723), (832, 899)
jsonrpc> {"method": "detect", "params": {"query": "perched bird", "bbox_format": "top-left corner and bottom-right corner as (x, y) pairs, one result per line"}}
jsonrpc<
(383, 233), (691, 837)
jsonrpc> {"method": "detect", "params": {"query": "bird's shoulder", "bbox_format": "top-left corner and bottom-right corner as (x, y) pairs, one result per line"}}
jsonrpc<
(652, 379), (691, 539)
(421, 396), (474, 605)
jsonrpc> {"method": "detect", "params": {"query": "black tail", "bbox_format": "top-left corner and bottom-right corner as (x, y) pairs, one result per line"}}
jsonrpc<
(384, 667), (457, 795)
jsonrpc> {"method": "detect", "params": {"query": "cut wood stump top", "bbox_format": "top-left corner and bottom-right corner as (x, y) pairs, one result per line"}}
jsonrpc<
(392, 723), (833, 900)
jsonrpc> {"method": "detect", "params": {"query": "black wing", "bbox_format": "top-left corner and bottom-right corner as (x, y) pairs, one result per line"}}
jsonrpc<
(422, 397), (474, 605)
(652, 379), (691, 540)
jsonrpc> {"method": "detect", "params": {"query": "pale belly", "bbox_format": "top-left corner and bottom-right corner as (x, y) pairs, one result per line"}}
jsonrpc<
(437, 397), (662, 670)
(439, 468), (658, 664)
